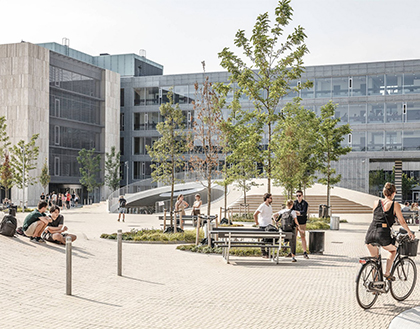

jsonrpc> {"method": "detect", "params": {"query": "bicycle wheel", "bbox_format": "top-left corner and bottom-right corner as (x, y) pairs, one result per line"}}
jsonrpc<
(390, 257), (417, 301)
(356, 262), (379, 309)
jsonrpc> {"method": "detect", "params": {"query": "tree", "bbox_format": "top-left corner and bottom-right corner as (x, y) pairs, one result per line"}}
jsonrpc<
(104, 146), (121, 193)
(10, 134), (40, 190)
(317, 101), (352, 208)
(146, 90), (189, 226)
(0, 152), (13, 199)
(272, 101), (320, 198)
(39, 158), (50, 193)
(218, 0), (310, 193)
(77, 148), (102, 202)
(0, 116), (10, 157)
(189, 76), (225, 216)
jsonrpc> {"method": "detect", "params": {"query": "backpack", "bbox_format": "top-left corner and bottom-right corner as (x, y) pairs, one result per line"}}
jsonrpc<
(280, 210), (295, 232)
(120, 199), (127, 207)
(0, 215), (17, 237)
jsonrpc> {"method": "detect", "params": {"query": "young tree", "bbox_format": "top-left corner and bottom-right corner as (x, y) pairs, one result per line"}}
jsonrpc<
(317, 101), (352, 207)
(104, 146), (121, 193)
(0, 116), (10, 157)
(218, 0), (310, 193)
(146, 90), (189, 226)
(77, 148), (102, 203)
(39, 158), (50, 193)
(189, 76), (225, 216)
(10, 134), (40, 206)
(272, 101), (320, 198)
(1, 152), (13, 199)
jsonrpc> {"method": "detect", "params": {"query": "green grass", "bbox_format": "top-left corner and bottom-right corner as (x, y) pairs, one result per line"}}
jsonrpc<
(101, 229), (204, 243)
(231, 213), (254, 222)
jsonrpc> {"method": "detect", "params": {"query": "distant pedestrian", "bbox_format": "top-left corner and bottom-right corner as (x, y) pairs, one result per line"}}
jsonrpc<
(253, 193), (273, 258)
(40, 192), (46, 202)
(175, 194), (189, 229)
(118, 195), (127, 222)
(292, 190), (309, 259)
(192, 194), (202, 216)
(65, 192), (71, 210)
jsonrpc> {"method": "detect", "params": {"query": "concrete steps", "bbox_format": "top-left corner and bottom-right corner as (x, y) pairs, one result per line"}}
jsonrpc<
(229, 195), (373, 215)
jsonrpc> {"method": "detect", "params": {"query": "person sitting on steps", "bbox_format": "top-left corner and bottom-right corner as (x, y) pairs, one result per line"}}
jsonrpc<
(42, 205), (77, 244)
(22, 201), (51, 243)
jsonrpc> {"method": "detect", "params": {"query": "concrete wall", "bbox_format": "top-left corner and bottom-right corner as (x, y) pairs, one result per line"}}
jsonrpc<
(0, 42), (49, 206)
(101, 69), (120, 199)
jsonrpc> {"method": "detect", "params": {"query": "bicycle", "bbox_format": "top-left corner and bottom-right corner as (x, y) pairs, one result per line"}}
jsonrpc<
(356, 228), (418, 309)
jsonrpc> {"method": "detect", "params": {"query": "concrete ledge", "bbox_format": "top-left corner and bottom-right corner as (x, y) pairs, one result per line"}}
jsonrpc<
(389, 307), (420, 329)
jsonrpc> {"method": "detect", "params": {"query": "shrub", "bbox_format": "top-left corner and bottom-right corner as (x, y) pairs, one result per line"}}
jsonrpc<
(100, 229), (204, 243)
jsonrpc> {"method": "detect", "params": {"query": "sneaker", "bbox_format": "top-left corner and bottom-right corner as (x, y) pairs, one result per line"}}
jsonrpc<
(122, 219), (125, 222)
(30, 237), (38, 242)
(286, 253), (292, 258)
(117, 219), (120, 222)
(303, 252), (309, 259)
(292, 257), (297, 262)
(384, 274), (396, 281)
(36, 237), (46, 243)
(262, 254), (269, 259)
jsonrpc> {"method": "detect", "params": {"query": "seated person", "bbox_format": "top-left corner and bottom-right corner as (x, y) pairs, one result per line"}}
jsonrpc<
(401, 202), (410, 212)
(22, 201), (51, 243)
(43, 205), (77, 244)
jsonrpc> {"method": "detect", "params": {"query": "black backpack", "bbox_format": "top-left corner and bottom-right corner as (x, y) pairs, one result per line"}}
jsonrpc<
(120, 199), (127, 207)
(280, 210), (295, 232)
(0, 215), (17, 237)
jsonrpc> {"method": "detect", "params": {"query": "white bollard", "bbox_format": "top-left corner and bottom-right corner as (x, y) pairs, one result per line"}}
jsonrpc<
(117, 229), (122, 276)
(66, 235), (72, 295)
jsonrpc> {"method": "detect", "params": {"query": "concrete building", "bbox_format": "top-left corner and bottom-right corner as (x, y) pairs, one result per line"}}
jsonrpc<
(0, 42), (120, 205)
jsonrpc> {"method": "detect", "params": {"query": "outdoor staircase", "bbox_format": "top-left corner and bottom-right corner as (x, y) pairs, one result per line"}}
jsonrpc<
(229, 195), (373, 215)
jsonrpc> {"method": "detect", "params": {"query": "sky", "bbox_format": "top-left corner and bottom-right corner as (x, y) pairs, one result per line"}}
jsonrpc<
(2, 0), (420, 75)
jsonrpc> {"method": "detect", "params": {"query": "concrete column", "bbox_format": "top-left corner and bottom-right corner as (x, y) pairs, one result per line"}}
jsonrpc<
(394, 160), (402, 203)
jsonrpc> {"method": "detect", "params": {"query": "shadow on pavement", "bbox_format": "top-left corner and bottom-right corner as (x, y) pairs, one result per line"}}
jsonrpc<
(71, 295), (122, 307)
(123, 276), (165, 286)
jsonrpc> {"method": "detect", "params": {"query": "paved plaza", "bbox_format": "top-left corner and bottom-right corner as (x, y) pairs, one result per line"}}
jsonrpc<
(1, 203), (420, 329)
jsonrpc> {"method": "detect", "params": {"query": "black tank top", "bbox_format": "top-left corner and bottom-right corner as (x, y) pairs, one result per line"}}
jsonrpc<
(372, 199), (395, 228)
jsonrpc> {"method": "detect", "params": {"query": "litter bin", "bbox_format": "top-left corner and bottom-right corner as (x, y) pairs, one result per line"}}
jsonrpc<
(9, 205), (17, 217)
(318, 204), (331, 219)
(330, 216), (340, 230)
(309, 230), (325, 254)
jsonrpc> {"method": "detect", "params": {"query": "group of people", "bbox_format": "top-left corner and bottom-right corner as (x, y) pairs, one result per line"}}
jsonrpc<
(254, 191), (309, 262)
(40, 191), (79, 210)
(401, 201), (419, 212)
(21, 200), (77, 244)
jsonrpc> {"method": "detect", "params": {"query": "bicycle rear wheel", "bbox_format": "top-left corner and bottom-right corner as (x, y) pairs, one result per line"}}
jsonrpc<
(390, 257), (417, 301)
(356, 262), (379, 309)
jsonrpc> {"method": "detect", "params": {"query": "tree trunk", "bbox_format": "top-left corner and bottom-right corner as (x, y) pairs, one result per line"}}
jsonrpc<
(267, 122), (271, 193)
(224, 184), (227, 218)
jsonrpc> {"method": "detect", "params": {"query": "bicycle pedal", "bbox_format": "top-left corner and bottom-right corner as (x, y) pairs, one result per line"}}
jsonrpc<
(372, 281), (385, 287)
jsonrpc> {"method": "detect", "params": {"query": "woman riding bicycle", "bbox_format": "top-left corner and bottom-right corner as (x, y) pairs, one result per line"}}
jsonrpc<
(365, 182), (414, 281)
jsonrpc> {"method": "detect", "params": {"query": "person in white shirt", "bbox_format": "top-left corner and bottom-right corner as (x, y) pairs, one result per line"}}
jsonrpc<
(254, 193), (273, 258)
(274, 199), (302, 262)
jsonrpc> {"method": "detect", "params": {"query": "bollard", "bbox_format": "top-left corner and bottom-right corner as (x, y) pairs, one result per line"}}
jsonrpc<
(207, 217), (211, 247)
(66, 235), (72, 295)
(196, 216), (201, 246)
(117, 229), (122, 276)
(163, 209), (167, 231)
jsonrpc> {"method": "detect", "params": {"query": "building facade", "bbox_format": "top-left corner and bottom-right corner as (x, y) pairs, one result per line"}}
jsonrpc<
(120, 60), (420, 198)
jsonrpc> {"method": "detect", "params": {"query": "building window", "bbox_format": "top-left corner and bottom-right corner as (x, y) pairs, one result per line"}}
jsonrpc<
(134, 161), (141, 179)
(120, 88), (125, 107)
(54, 157), (60, 176)
(120, 113), (124, 131)
(367, 75), (385, 96)
(120, 137), (124, 155)
(134, 137), (144, 155)
(54, 126), (60, 145)
(54, 98), (60, 117)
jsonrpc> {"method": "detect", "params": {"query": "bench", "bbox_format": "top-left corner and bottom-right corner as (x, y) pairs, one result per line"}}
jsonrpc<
(210, 227), (291, 264)
(401, 211), (418, 224)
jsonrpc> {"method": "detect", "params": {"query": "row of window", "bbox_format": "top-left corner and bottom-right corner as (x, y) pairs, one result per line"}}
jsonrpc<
(49, 125), (99, 150)
(347, 130), (420, 152)
(120, 112), (193, 131)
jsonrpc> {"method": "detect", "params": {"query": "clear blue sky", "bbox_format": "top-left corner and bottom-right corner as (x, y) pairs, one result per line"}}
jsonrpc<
(2, 0), (420, 74)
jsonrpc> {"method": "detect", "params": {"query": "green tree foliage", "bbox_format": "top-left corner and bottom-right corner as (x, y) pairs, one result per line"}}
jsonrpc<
(104, 146), (121, 193)
(317, 101), (352, 207)
(0, 116), (10, 157)
(39, 158), (50, 193)
(370, 169), (417, 200)
(220, 93), (260, 206)
(10, 134), (40, 189)
(272, 101), (320, 198)
(218, 0), (310, 193)
(146, 90), (189, 224)
(189, 76), (225, 216)
(77, 148), (102, 200)
(1, 152), (13, 199)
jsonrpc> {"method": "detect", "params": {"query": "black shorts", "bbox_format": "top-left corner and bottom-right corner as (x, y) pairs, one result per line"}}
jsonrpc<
(365, 227), (394, 246)
(297, 217), (307, 225)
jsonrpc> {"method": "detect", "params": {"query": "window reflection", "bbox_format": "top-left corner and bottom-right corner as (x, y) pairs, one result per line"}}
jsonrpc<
(385, 103), (402, 123)
(406, 102), (420, 122)
(315, 78), (331, 98)
(351, 76), (367, 96)
(332, 77), (348, 97)
(385, 131), (402, 151)
(367, 103), (384, 123)
(349, 104), (366, 124)
(367, 75), (385, 96)
(368, 131), (384, 151)
(334, 104), (348, 124)
(403, 73), (420, 94)
(351, 132), (366, 151)
(386, 74), (403, 95)
(403, 131), (420, 150)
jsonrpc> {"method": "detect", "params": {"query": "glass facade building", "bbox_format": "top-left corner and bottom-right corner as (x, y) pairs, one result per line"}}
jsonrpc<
(120, 60), (420, 195)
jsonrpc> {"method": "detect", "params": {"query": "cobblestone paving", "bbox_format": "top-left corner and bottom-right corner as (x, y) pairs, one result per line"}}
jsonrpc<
(1, 205), (419, 329)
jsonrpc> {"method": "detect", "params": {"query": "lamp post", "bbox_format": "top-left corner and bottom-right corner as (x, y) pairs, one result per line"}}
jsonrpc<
(21, 145), (25, 211)
(124, 161), (129, 192)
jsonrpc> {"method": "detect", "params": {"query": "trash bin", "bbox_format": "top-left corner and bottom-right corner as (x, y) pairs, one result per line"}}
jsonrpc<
(330, 216), (340, 230)
(318, 204), (331, 219)
(9, 205), (17, 217)
(309, 230), (325, 254)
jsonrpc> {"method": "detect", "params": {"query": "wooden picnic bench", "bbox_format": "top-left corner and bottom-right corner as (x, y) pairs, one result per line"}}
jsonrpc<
(401, 210), (418, 224)
(210, 227), (291, 264)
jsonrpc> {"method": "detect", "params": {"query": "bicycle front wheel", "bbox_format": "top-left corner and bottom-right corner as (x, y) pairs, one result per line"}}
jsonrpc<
(356, 262), (379, 309)
(390, 257), (417, 301)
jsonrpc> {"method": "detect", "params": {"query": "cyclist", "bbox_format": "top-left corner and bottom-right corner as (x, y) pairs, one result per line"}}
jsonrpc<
(365, 182), (414, 280)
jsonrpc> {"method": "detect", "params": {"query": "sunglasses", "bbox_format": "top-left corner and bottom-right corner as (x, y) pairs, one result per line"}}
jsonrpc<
(296, 194), (302, 197)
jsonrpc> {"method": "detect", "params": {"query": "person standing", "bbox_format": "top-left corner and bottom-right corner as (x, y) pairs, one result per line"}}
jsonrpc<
(192, 194), (202, 216)
(175, 194), (189, 229)
(118, 195), (127, 222)
(292, 190), (309, 259)
(253, 193), (273, 258)
(40, 192), (46, 202)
